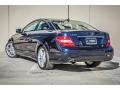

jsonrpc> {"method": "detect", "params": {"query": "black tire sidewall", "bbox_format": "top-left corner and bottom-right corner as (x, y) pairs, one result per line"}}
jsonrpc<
(85, 61), (101, 67)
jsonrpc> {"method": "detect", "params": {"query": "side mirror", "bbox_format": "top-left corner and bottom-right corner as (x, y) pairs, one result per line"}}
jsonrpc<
(16, 28), (22, 34)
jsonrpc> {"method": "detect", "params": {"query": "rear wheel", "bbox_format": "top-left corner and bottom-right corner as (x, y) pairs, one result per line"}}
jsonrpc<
(5, 41), (17, 58)
(37, 46), (54, 70)
(71, 61), (76, 64)
(85, 61), (101, 67)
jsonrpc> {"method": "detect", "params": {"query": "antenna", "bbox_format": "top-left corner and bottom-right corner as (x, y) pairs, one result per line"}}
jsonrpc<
(67, 5), (70, 22)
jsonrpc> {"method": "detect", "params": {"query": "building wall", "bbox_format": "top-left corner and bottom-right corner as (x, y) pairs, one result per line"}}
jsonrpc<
(0, 6), (8, 52)
(9, 5), (68, 36)
(0, 5), (120, 56)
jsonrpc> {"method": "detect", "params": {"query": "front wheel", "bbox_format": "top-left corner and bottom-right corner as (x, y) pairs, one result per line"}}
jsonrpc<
(37, 46), (54, 70)
(85, 61), (101, 67)
(5, 41), (17, 58)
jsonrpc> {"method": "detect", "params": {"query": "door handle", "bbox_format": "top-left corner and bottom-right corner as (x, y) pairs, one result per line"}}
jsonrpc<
(25, 38), (32, 42)
(48, 30), (53, 32)
(19, 37), (24, 40)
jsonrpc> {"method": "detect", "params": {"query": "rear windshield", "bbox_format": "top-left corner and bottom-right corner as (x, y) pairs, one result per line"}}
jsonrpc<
(52, 20), (97, 31)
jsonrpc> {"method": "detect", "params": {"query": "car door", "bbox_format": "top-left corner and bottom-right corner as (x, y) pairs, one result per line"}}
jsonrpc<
(14, 20), (40, 56)
(24, 20), (57, 57)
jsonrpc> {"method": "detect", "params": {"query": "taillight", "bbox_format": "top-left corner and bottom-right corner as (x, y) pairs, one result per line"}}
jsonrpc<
(106, 36), (110, 47)
(55, 36), (76, 47)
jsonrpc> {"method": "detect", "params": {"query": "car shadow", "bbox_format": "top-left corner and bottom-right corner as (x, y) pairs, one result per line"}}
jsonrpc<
(18, 56), (37, 63)
(18, 56), (119, 72)
(53, 61), (119, 72)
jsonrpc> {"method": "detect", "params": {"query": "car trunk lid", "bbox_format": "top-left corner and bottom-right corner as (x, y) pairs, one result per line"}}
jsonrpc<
(60, 30), (108, 49)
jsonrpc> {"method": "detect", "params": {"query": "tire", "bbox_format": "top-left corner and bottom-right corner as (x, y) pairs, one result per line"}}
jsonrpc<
(71, 61), (76, 64)
(5, 41), (17, 58)
(85, 61), (101, 67)
(37, 46), (54, 70)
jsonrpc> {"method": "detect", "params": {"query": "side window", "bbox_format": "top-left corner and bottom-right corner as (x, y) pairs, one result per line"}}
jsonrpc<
(37, 21), (50, 31)
(23, 21), (39, 32)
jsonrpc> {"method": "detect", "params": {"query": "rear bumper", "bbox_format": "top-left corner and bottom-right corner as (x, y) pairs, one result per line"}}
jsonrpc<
(49, 46), (114, 64)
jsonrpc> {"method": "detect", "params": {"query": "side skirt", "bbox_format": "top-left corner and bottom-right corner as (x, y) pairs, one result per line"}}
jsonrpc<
(16, 51), (37, 61)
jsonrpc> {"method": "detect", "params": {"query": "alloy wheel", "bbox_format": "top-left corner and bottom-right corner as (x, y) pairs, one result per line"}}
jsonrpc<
(6, 42), (16, 57)
(37, 47), (47, 68)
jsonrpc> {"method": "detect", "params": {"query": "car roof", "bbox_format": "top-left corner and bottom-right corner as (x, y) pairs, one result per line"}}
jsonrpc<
(42, 18), (67, 22)
(33, 18), (79, 22)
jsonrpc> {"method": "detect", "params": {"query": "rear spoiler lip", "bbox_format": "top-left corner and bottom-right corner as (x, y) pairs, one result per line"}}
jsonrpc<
(77, 36), (104, 38)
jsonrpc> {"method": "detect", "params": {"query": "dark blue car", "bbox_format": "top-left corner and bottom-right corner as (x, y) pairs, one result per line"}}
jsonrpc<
(5, 19), (114, 70)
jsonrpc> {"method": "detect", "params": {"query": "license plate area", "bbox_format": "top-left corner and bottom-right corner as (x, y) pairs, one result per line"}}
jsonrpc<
(86, 38), (97, 45)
